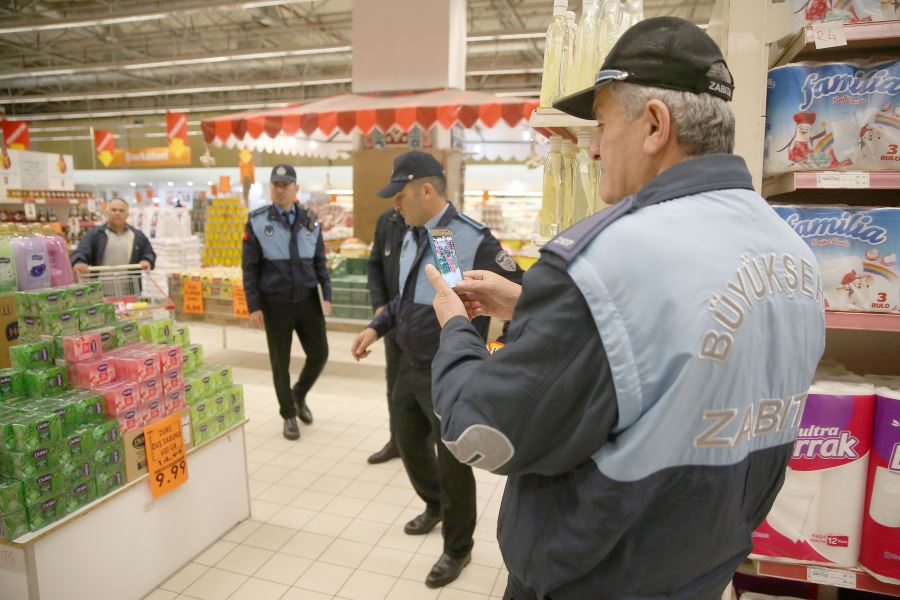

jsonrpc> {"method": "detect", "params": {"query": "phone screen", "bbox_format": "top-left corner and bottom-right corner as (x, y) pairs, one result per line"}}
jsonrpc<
(429, 228), (463, 288)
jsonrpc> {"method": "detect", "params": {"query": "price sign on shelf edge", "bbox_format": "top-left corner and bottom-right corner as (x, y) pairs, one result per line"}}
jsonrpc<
(811, 19), (848, 50)
(807, 566), (857, 588)
(232, 283), (249, 319)
(143, 413), (189, 498)
(183, 279), (204, 315)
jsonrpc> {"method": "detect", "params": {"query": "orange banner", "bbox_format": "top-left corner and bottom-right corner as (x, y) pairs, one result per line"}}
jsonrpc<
(2, 120), (30, 150)
(144, 413), (188, 498)
(94, 130), (116, 167)
(219, 175), (231, 194)
(166, 111), (188, 142)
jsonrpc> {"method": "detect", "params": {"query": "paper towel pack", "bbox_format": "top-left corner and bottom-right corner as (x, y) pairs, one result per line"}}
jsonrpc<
(764, 60), (900, 176)
(752, 381), (875, 567)
(859, 383), (900, 584)
(786, 0), (899, 29)
(774, 206), (900, 313)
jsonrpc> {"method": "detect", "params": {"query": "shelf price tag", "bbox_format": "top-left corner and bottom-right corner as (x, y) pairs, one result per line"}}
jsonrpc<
(183, 279), (204, 315)
(232, 283), (249, 319)
(811, 20), (847, 49)
(807, 567), (857, 588)
(816, 171), (870, 188)
(143, 413), (189, 498)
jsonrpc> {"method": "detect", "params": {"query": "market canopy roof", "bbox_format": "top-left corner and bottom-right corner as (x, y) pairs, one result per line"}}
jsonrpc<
(200, 89), (540, 160)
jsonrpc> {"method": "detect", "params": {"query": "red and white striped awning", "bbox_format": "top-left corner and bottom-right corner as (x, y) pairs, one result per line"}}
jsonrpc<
(200, 89), (539, 160)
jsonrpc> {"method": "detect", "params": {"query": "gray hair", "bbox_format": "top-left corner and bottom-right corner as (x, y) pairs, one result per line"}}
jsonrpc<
(609, 65), (735, 156)
(414, 175), (447, 198)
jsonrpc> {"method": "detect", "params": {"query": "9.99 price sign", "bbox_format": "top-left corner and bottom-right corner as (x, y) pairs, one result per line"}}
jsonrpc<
(144, 413), (189, 498)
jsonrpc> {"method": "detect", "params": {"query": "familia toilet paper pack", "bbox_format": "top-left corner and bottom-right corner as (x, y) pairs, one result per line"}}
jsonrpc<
(774, 206), (900, 312)
(786, 0), (900, 29)
(752, 381), (875, 567)
(859, 383), (900, 584)
(764, 59), (900, 176)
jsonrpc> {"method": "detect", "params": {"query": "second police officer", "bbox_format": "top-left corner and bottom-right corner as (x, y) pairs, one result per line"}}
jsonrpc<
(243, 164), (332, 441)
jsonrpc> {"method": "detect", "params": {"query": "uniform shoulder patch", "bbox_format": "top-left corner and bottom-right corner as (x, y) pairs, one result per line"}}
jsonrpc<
(454, 212), (486, 231)
(541, 196), (636, 264)
(495, 250), (517, 272)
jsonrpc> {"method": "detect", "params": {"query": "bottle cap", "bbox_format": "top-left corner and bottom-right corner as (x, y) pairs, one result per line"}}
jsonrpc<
(553, 0), (568, 15)
(549, 135), (563, 151)
(577, 130), (593, 147)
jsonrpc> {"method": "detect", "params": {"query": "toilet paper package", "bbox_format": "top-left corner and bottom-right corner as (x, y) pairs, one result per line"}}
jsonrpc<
(752, 381), (875, 566)
(764, 60), (900, 176)
(787, 0), (899, 29)
(859, 384), (900, 584)
(774, 206), (900, 312)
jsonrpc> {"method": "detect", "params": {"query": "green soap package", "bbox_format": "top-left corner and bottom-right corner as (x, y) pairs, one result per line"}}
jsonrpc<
(62, 284), (91, 308)
(18, 315), (42, 339)
(169, 324), (191, 346)
(70, 391), (105, 424)
(23, 367), (67, 398)
(0, 508), (28, 541)
(82, 419), (118, 445)
(226, 401), (245, 427)
(61, 456), (92, 479)
(15, 291), (33, 316)
(0, 478), (25, 515)
(82, 282), (103, 305)
(64, 477), (96, 513)
(140, 318), (172, 343)
(225, 384), (243, 408)
(0, 369), (24, 401)
(22, 467), (64, 504)
(192, 417), (213, 447)
(77, 304), (107, 331)
(32, 289), (70, 316)
(96, 464), (125, 496)
(27, 493), (65, 531)
(92, 441), (123, 468)
(60, 428), (95, 462)
(10, 340), (54, 370)
(92, 325), (117, 352)
(114, 320), (140, 346)
(46, 397), (82, 434)
(8, 409), (62, 452)
(44, 310), (80, 336)
(184, 373), (209, 404)
(1, 444), (61, 480)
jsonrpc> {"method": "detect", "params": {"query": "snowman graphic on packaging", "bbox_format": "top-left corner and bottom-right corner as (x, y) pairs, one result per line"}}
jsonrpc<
(765, 59), (900, 176)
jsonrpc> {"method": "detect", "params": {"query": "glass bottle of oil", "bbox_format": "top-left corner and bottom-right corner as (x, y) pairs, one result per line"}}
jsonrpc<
(539, 0), (570, 108)
(622, 0), (644, 32)
(540, 135), (564, 237)
(571, 130), (598, 225)
(560, 139), (577, 230)
(563, 10), (578, 96)
(574, 0), (602, 92)
(599, 0), (626, 61)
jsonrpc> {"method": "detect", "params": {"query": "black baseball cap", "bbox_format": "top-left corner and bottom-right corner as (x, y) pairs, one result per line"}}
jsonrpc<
(270, 163), (297, 184)
(554, 17), (734, 121)
(377, 151), (446, 198)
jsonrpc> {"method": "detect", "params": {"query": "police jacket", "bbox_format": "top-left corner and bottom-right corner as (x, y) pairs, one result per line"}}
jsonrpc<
(430, 155), (826, 600)
(70, 224), (156, 268)
(369, 203), (523, 367)
(367, 208), (406, 310)
(242, 203), (332, 312)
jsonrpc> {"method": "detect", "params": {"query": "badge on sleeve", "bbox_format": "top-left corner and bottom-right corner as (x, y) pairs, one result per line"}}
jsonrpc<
(264, 225), (275, 236)
(495, 250), (517, 272)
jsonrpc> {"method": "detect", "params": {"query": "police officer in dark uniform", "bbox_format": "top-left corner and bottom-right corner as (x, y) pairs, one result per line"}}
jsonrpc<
(243, 164), (332, 441)
(351, 151), (523, 588)
(365, 207), (406, 464)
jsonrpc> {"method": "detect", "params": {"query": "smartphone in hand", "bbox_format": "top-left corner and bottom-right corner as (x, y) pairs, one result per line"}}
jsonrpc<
(428, 227), (463, 288)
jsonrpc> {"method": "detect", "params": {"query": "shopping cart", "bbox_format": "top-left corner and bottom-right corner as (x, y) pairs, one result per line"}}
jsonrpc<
(76, 264), (175, 321)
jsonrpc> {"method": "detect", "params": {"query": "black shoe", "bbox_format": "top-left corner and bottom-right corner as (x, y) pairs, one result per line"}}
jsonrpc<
(367, 440), (400, 464)
(404, 511), (441, 535)
(292, 389), (313, 425)
(425, 552), (471, 588)
(283, 417), (300, 440)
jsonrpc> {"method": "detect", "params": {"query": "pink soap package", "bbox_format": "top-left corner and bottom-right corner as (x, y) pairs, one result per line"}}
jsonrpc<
(115, 405), (144, 434)
(162, 367), (184, 395)
(163, 388), (185, 415)
(62, 332), (102, 363)
(142, 397), (164, 425)
(76, 357), (117, 388)
(96, 381), (138, 416)
(108, 346), (161, 382)
(138, 375), (162, 403)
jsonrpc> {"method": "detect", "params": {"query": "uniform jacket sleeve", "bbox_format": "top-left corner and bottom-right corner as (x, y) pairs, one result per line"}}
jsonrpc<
(70, 228), (98, 266)
(314, 230), (332, 302)
(431, 252), (618, 477)
(242, 219), (264, 313)
(368, 295), (399, 337)
(367, 214), (389, 310)
(473, 230), (525, 285)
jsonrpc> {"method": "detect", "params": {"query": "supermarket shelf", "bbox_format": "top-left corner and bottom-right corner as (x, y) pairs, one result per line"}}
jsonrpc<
(528, 107), (597, 141)
(825, 310), (900, 332)
(763, 171), (900, 198)
(750, 559), (900, 596)
(770, 20), (900, 68)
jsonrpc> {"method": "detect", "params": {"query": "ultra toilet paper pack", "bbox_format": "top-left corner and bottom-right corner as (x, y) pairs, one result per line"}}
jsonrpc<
(764, 59), (900, 176)
(859, 383), (900, 584)
(785, 0), (900, 28)
(752, 381), (875, 567)
(774, 206), (900, 312)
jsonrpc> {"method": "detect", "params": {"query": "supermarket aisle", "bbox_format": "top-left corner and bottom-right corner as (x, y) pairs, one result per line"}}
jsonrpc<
(146, 322), (508, 600)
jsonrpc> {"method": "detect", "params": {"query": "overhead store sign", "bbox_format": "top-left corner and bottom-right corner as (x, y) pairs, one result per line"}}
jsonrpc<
(94, 130), (116, 167)
(0, 148), (74, 199)
(2, 120), (30, 150)
(100, 146), (192, 168)
(166, 111), (189, 160)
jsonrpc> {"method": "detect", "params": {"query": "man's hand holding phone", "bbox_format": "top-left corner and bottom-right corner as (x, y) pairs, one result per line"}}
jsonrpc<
(454, 270), (522, 321)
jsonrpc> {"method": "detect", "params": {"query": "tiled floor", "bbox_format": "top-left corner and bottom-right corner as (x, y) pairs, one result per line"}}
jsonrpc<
(145, 323), (508, 600)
